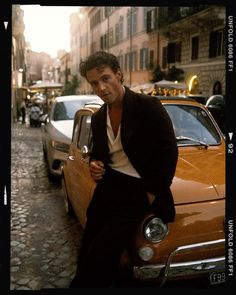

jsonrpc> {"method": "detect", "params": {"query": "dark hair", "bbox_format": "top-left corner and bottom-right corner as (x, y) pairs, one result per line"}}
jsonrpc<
(79, 51), (124, 83)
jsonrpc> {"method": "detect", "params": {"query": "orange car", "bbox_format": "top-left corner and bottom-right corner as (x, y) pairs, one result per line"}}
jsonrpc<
(62, 97), (225, 287)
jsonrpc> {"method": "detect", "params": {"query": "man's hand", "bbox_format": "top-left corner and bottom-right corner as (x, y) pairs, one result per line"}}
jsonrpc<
(89, 160), (105, 181)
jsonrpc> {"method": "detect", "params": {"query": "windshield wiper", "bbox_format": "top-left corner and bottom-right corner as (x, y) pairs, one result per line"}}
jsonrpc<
(176, 136), (209, 149)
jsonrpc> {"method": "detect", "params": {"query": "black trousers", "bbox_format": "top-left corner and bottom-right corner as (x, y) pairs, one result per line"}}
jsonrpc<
(70, 168), (149, 288)
(21, 108), (26, 123)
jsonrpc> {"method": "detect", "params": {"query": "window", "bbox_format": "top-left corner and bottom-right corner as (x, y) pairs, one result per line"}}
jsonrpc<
(168, 41), (181, 63)
(127, 9), (137, 37)
(53, 101), (85, 121)
(179, 7), (191, 17)
(117, 55), (124, 71)
(72, 122), (79, 145)
(100, 36), (104, 50)
(115, 24), (119, 44)
(91, 10), (101, 30)
(146, 9), (157, 33)
(140, 48), (148, 70)
(191, 36), (199, 60)
(104, 7), (116, 18)
(115, 16), (124, 44)
(143, 7), (148, 30)
(125, 51), (137, 71)
(119, 17), (124, 41)
(164, 105), (221, 145)
(209, 29), (225, 58)
(109, 28), (113, 48)
(100, 33), (108, 50)
(78, 115), (92, 150)
(162, 46), (168, 69)
(149, 50), (154, 70)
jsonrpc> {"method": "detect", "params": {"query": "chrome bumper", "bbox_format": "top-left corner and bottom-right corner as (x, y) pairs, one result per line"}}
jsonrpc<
(133, 238), (225, 286)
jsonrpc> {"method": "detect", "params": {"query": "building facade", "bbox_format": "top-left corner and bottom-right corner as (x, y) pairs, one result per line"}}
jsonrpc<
(12, 5), (26, 122)
(58, 51), (72, 85)
(71, 7), (158, 93)
(25, 48), (52, 84)
(70, 6), (225, 96)
(160, 6), (225, 96)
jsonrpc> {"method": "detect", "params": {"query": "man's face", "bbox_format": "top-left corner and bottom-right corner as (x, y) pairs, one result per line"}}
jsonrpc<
(86, 66), (123, 105)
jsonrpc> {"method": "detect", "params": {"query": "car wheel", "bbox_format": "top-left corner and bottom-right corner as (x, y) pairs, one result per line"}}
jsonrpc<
(43, 149), (60, 183)
(47, 169), (61, 183)
(62, 176), (74, 216)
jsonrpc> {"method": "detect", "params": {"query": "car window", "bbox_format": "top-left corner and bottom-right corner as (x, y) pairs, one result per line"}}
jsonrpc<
(77, 115), (92, 150)
(164, 104), (221, 145)
(52, 100), (85, 121)
(72, 122), (80, 145)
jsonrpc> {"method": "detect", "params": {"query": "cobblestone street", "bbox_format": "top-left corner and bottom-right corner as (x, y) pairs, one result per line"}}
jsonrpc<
(11, 120), (82, 290)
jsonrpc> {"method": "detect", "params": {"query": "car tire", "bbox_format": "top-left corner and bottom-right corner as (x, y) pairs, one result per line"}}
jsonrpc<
(48, 171), (61, 183)
(62, 176), (74, 216)
(42, 147), (60, 182)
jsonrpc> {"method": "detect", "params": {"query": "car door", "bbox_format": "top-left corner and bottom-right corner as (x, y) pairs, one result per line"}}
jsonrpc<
(66, 108), (96, 227)
(41, 103), (55, 156)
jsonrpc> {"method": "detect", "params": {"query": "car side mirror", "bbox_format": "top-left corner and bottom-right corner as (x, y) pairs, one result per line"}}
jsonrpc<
(40, 114), (48, 124)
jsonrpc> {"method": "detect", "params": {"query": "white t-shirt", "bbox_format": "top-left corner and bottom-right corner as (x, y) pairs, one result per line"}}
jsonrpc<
(106, 107), (141, 178)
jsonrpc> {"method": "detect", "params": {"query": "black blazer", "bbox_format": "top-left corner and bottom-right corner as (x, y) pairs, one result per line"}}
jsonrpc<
(90, 87), (178, 210)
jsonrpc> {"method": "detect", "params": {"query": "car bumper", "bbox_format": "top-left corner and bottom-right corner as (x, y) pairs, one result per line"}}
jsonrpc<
(133, 238), (225, 286)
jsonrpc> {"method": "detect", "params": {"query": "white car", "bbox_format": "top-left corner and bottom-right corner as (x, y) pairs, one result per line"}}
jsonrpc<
(41, 95), (103, 178)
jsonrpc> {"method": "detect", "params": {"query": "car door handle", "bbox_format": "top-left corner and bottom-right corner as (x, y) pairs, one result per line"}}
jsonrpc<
(68, 155), (75, 161)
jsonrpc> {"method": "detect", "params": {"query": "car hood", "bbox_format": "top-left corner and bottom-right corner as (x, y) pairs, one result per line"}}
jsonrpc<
(50, 120), (74, 142)
(171, 147), (225, 204)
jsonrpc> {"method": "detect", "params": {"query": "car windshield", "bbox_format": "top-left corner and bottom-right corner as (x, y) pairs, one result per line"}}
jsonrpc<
(164, 104), (221, 146)
(52, 100), (87, 121)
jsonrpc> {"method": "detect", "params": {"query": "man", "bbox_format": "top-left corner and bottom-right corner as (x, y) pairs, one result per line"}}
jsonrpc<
(20, 99), (27, 124)
(70, 51), (178, 288)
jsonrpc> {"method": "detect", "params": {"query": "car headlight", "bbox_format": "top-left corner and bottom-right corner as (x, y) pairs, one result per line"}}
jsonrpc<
(144, 217), (168, 243)
(50, 140), (70, 153)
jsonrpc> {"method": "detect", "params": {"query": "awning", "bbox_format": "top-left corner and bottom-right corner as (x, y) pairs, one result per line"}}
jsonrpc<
(155, 79), (187, 90)
(131, 82), (155, 93)
(29, 81), (63, 91)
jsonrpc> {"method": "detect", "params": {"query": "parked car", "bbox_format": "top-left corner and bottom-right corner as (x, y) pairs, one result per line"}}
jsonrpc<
(41, 95), (103, 178)
(62, 97), (225, 287)
(206, 95), (225, 134)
